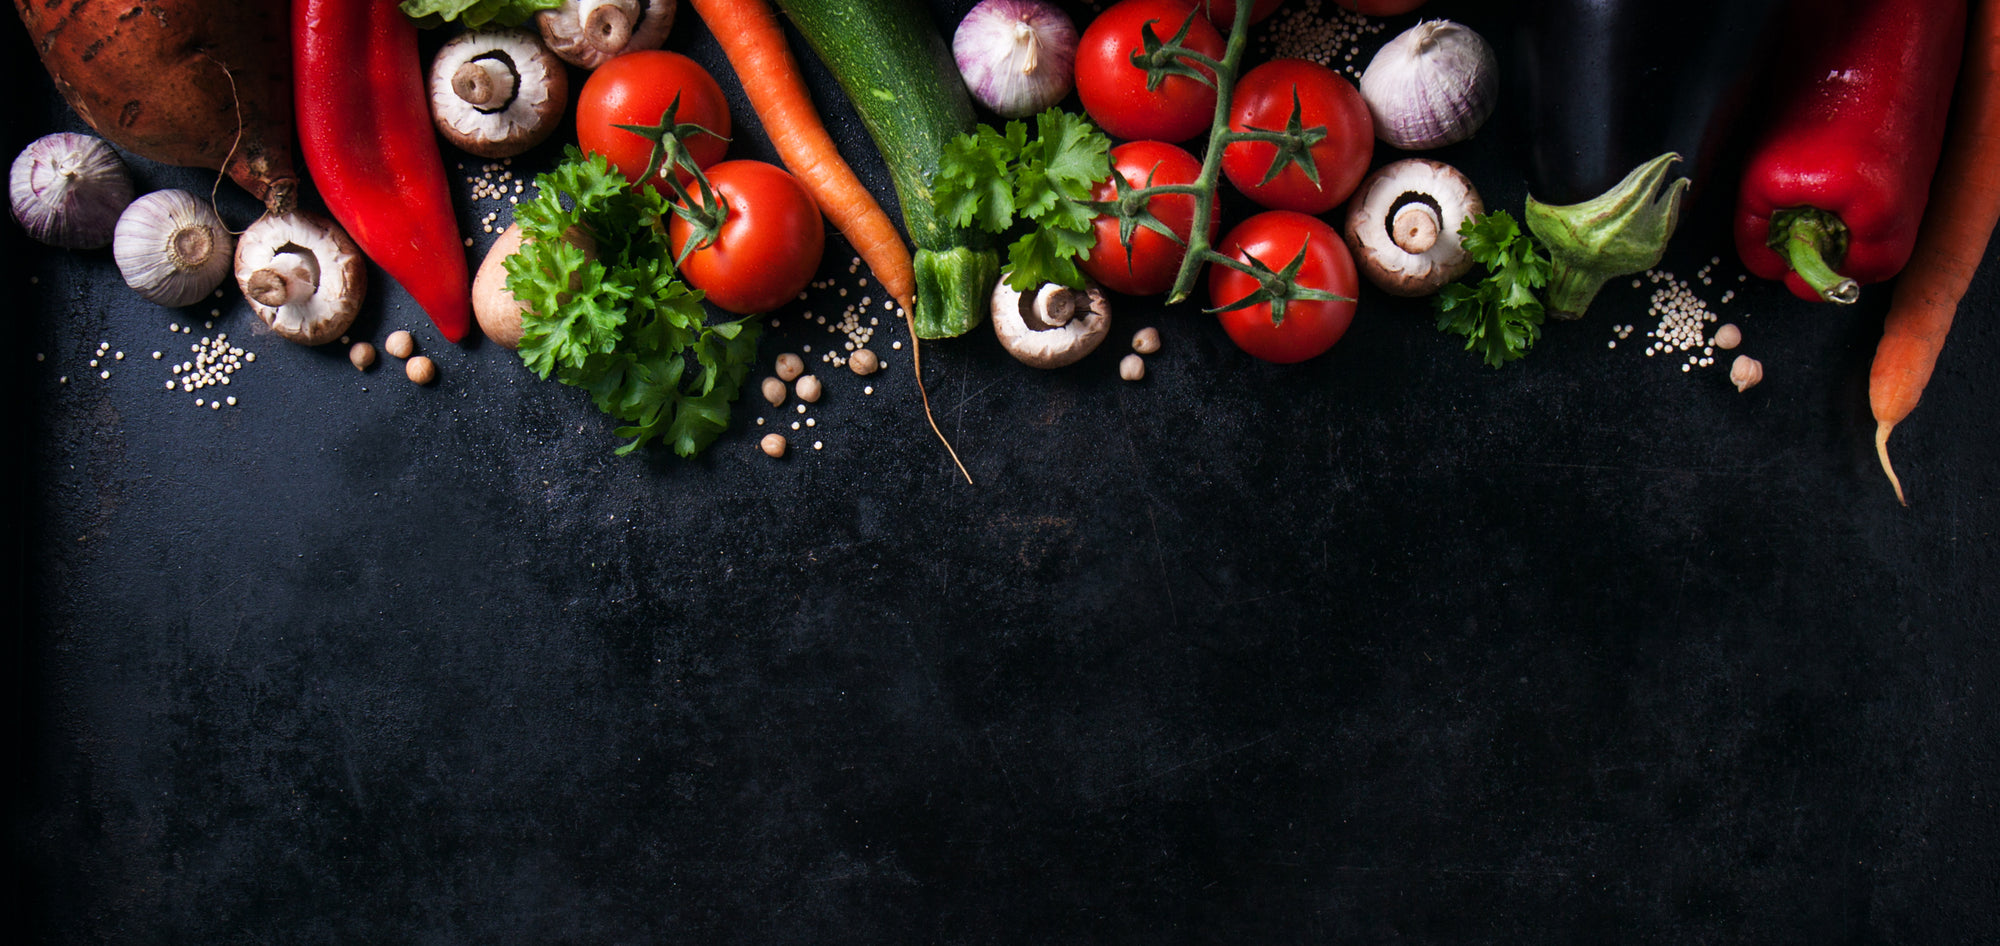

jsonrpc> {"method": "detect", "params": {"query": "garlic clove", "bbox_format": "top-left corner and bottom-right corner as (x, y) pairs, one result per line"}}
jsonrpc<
(113, 190), (235, 308)
(1359, 20), (1498, 151)
(10, 132), (135, 249)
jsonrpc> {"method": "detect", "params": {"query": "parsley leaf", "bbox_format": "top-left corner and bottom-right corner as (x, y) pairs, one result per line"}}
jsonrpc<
(508, 150), (761, 457)
(934, 109), (1111, 291)
(1432, 211), (1552, 368)
(398, 0), (560, 28)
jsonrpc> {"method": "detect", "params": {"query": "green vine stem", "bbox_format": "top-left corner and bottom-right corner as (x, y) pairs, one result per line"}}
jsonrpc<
(1163, 0), (1255, 305)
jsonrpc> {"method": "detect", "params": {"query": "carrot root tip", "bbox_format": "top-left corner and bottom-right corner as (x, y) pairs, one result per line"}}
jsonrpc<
(1875, 421), (1908, 507)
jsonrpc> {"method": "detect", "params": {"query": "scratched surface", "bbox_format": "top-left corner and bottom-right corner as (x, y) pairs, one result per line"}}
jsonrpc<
(11, 1), (2000, 943)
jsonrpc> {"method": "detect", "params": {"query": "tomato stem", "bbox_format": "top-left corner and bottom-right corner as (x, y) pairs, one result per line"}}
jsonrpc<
(1161, 0), (1254, 305)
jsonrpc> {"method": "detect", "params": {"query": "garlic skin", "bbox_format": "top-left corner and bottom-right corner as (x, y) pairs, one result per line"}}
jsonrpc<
(10, 132), (134, 249)
(1360, 20), (1498, 151)
(954, 0), (1077, 118)
(113, 191), (235, 307)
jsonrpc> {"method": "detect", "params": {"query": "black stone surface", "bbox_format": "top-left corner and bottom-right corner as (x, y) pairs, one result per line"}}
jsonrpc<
(11, 2), (1999, 942)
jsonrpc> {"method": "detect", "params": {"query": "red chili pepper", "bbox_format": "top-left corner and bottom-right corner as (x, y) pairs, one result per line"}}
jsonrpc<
(1732, 0), (1967, 304)
(293, 0), (471, 342)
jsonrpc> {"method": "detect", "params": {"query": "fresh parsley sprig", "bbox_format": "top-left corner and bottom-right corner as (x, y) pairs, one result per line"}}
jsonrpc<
(1433, 211), (1553, 367)
(936, 109), (1112, 292)
(508, 149), (760, 457)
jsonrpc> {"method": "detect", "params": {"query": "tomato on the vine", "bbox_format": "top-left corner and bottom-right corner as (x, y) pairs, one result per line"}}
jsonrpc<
(1076, 0), (1226, 143)
(1222, 58), (1373, 214)
(670, 161), (825, 315)
(1207, 211), (1358, 364)
(576, 51), (732, 191)
(1080, 141), (1215, 296)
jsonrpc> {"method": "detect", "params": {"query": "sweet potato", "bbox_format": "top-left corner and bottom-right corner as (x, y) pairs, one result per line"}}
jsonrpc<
(15, 0), (298, 212)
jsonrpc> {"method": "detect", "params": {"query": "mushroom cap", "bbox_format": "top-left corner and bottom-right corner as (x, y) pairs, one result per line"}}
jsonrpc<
(991, 279), (1112, 369)
(430, 29), (569, 159)
(233, 210), (366, 347)
(472, 223), (528, 349)
(538, 0), (677, 70)
(1342, 158), (1484, 298)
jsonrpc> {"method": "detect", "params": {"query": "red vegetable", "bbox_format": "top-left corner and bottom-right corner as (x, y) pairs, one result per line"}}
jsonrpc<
(576, 51), (732, 190)
(1075, 0), (1224, 143)
(1208, 211), (1358, 364)
(1081, 140), (1214, 296)
(669, 160), (826, 315)
(1732, 0), (1966, 304)
(293, 0), (471, 343)
(1221, 58), (1373, 214)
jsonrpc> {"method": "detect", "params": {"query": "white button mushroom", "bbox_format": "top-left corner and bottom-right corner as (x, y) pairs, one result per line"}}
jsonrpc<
(429, 30), (570, 159)
(233, 210), (366, 347)
(990, 278), (1112, 369)
(1342, 158), (1485, 298)
(538, 0), (676, 70)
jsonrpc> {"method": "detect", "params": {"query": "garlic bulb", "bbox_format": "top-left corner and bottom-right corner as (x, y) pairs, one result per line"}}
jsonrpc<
(10, 132), (135, 249)
(1359, 20), (1498, 151)
(954, 0), (1077, 118)
(113, 190), (235, 307)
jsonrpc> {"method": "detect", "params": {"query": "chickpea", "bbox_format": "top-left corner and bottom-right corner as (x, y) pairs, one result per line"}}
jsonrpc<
(795, 374), (823, 403)
(775, 352), (805, 382)
(761, 377), (787, 406)
(1119, 353), (1146, 381)
(849, 348), (880, 376)
(1131, 327), (1161, 355)
(349, 342), (377, 371)
(384, 330), (416, 360)
(760, 433), (788, 458)
(1713, 323), (1743, 350)
(406, 355), (438, 385)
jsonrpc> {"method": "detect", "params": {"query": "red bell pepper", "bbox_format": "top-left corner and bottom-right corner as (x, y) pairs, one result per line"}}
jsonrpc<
(293, 0), (471, 342)
(1732, 0), (1966, 304)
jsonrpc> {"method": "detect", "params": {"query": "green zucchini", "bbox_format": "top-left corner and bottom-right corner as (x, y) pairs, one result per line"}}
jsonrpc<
(773, 0), (999, 339)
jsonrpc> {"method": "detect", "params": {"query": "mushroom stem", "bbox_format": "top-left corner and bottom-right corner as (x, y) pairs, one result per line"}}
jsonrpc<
(1391, 200), (1442, 255)
(246, 249), (320, 309)
(582, 0), (638, 54)
(452, 57), (519, 111)
(1028, 285), (1077, 329)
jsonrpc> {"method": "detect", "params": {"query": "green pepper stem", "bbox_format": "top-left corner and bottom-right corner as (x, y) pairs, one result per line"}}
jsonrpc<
(1770, 208), (1860, 304)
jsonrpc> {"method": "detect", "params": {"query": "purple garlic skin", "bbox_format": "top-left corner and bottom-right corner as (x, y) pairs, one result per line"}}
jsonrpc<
(10, 132), (135, 249)
(1359, 20), (1498, 151)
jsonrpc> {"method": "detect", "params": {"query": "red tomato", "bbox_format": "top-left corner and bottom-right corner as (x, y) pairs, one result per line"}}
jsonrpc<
(1076, 0), (1226, 143)
(1207, 211), (1358, 364)
(576, 51), (732, 191)
(1080, 141), (1215, 296)
(1222, 58), (1373, 214)
(670, 161), (825, 315)
(1197, 0), (1284, 29)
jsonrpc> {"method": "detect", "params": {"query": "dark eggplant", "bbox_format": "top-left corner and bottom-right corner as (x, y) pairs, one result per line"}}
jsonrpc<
(1516, 0), (1784, 317)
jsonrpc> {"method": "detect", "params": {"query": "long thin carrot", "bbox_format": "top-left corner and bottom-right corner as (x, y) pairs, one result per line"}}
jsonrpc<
(1871, 0), (2000, 505)
(687, 0), (971, 483)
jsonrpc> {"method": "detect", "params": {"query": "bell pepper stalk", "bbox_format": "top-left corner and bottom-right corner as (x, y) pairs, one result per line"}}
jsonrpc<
(1525, 151), (1689, 320)
(1731, 0), (1967, 305)
(294, 0), (472, 343)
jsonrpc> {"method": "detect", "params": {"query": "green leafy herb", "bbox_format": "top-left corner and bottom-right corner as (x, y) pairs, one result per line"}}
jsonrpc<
(399, 0), (560, 29)
(936, 109), (1111, 291)
(508, 150), (761, 457)
(1433, 211), (1553, 367)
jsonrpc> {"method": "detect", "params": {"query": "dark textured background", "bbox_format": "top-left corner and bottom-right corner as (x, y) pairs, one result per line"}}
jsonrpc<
(10, 1), (1999, 942)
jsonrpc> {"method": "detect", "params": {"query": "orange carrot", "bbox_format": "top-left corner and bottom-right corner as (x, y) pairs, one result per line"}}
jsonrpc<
(687, 0), (972, 483)
(684, 0), (915, 315)
(1871, 0), (2000, 505)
